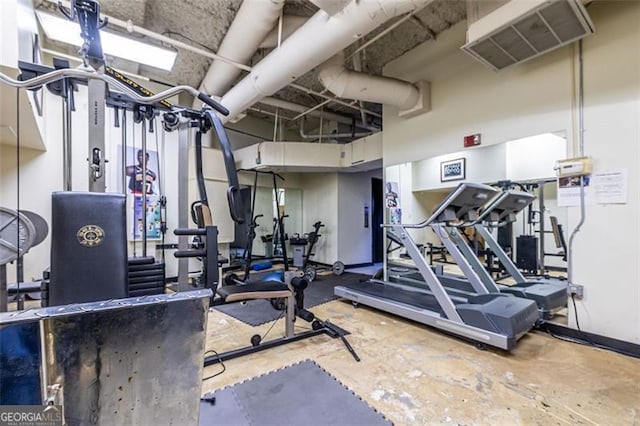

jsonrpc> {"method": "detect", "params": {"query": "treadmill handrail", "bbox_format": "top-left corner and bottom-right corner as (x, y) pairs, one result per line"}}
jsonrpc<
(381, 182), (497, 229)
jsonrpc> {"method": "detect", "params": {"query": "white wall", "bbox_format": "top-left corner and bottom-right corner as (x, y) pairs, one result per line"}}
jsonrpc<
(386, 162), (430, 244)
(383, 21), (572, 167)
(299, 173), (339, 264)
(412, 143), (507, 191)
(569, 2), (640, 343)
(408, 134), (566, 254)
(337, 169), (382, 265)
(410, 133), (565, 191)
(0, 0), (18, 68)
(382, 2), (640, 343)
(505, 133), (566, 181)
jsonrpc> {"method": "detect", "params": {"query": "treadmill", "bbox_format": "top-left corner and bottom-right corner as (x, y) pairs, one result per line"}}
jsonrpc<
(390, 190), (567, 319)
(335, 183), (539, 351)
(463, 190), (567, 317)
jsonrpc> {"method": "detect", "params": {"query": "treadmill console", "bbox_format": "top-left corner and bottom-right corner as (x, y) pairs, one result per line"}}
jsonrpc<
(478, 190), (535, 224)
(429, 183), (498, 224)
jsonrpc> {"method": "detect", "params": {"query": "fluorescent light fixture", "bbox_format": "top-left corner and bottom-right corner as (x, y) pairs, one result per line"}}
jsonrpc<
(36, 10), (177, 71)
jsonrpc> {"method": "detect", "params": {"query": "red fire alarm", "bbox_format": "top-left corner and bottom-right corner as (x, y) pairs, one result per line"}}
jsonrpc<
(464, 133), (481, 147)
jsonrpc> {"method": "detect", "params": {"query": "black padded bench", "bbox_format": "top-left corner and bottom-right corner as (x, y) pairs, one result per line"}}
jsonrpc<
(217, 282), (291, 303)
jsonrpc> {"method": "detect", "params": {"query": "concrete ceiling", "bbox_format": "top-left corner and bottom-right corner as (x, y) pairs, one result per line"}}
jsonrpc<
(35, 0), (466, 130)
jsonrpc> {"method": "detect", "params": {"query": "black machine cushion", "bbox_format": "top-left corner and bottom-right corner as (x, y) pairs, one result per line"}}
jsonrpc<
(49, 192), (128, 305)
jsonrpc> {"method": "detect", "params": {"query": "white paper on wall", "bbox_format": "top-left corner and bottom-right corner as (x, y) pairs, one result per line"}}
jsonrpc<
(593, 169), (628, 204)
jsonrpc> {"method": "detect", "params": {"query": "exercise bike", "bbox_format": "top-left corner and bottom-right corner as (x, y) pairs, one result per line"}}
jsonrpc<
(289, 221), (324, 282)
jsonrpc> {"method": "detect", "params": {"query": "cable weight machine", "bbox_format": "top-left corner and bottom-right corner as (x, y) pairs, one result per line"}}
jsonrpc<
(1, 0), (230, 307)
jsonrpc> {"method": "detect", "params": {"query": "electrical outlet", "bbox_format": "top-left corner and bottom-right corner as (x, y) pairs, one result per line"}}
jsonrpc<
(568, 284), (584, 299)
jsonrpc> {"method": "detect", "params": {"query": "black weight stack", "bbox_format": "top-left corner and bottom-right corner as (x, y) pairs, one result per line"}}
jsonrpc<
(128, 257), (166, 296)
(516, 235), (538, 273)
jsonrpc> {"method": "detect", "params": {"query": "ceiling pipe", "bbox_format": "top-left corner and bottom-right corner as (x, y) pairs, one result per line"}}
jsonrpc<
(218, 0), (435, 123)
(319, 52), (420, 110)
(259, 16), (308, 49)
(299, 120), (374, 140)
(351, 42), (368, 125)
(199, 0), (285, 98)
(259, 96), (355, 126)
(292, 99), (332, 121)
(289, 83), (382, 118)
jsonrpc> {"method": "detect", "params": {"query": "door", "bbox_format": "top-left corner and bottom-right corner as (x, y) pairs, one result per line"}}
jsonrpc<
(371, 177), (384, 263)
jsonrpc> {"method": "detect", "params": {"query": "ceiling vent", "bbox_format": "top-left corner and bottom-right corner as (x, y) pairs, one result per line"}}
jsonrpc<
(462, 0), (595, 71)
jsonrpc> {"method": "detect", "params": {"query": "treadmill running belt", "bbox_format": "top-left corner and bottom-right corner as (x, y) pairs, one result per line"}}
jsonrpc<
(340, 280), (445, 315)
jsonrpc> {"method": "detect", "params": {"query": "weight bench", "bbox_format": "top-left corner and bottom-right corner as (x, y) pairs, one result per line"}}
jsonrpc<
(217, 280), (296, 337)
(426, 243), (448, 263)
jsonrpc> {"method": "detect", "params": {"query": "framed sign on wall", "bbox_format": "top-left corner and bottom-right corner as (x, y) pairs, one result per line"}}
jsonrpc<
(440, 158), (466, 182)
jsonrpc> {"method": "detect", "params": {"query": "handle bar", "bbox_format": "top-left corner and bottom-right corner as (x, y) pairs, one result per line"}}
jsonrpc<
(1, 66), (229, 116)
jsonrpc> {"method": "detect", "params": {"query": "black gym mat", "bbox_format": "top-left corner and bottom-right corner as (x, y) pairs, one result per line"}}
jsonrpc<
(199, 360), (391, 426)
(214, 272), (369, 326)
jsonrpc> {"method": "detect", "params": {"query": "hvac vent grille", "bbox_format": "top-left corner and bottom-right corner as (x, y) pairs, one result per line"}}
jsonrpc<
(462, 0), (595, 71)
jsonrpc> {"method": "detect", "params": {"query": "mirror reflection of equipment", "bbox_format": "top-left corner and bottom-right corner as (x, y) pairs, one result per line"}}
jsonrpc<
(0, 209), (49, 312)
(0, 1), (360, 420)
(0, 208), (36, 265)
(387, 189), (568, 321)
(335, 182), (540, 350)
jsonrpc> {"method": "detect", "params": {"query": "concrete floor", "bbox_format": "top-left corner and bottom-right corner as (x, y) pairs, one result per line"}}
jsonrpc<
(202, 284), (640, 426)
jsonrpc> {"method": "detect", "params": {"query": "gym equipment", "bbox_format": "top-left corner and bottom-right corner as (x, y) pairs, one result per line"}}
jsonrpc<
(5, 11), (226, 196)
(3, 0), (355, 371)
(128, 257), (165, 296)
(215, 272), (368, 327)
(335, 182), (539, 350)
(231, 169), (288, 282)
(2, 0), (229, 310)
(516, 235), (538, 272)
(45, 192), (128, 306)
(290, 221), (324, 282)
(0, 289), (212, 424)
(176, 110), (358, 363)
(0, 207), (35, 265)
(469, 190), (567, 316)
(241, 171), (262, 279)
(0, 207), (36, 310)
(492, 179), (567, 275)
(0, 209), (49, 311)
(389, 190), (567, 319)
(332, 260), (345, 276)
(549, 215), (568, 261)
(173, 225), (220, 292)
(263, 173), (289, 264)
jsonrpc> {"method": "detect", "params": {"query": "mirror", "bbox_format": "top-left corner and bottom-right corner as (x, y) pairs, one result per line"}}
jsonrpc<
(231, 185), (303, 261)
(384, 132), (568, 324)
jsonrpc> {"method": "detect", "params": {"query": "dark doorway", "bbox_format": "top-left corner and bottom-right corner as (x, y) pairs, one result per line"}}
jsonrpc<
(371, 177), (384, 263)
